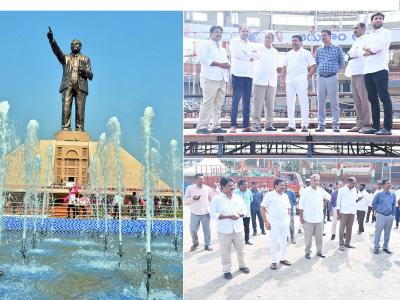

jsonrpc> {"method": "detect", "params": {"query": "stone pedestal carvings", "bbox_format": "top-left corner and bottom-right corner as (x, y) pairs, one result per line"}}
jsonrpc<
(53, 131), (91, 186)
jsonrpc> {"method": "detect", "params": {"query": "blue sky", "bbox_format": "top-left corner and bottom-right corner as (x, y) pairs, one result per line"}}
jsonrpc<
(0, 11), (182, 186)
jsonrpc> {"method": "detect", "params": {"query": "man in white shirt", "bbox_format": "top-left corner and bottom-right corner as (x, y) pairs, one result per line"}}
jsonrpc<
(261, 179), (292, 270)
(299, 174), (331, 259)
(229, 24), (258, 133)
(196, 25), (230, 134)
(298, 178), (310, 234)
(210, 177), (250, 280)
(281, 35), (316, 132)
(251, 32), (279, 132)
(356, 183), (369, 234)
(337, 177), (359, 250)
(345, 23), (372, 133)
(362, 12), (393, 135)
(184, 173), (214, 252)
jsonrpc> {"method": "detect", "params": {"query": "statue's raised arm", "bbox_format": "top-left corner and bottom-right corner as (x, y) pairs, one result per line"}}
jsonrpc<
(47, 26), (65, 65)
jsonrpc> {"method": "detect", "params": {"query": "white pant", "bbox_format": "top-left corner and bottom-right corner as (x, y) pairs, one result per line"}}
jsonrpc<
(269, 222), (289, 263)
(331, 207), (338, 235)
(286, 79), (309, 128)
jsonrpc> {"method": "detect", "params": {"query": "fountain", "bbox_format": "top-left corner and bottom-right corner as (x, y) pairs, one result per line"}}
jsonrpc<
(21, 120), (40, 259)
(97, 132), (109, 250)
(169, 139), (179, 251)
(31, 155), (41, 249)
(141, 106), (155, 295)
(106, 116), (124, 267)
(0, 101), (18, 242)
(0, 101), (18, 276)
(0, 104), (183, 299)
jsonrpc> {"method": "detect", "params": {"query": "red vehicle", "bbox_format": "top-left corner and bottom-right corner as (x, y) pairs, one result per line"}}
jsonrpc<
(203, 172), (303, 196)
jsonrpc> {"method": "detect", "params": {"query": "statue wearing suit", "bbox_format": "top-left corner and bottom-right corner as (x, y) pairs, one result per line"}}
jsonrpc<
(47, 28), (93, 131)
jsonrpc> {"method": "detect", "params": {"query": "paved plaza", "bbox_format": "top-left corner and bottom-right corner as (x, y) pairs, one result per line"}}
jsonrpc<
(184, 206), (400, 300)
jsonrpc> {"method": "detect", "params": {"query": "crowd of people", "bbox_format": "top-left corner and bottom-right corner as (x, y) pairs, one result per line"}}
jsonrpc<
(185, 172), (399, 279)
(63, 188), (180, 219)
(195, 12), (393, 135)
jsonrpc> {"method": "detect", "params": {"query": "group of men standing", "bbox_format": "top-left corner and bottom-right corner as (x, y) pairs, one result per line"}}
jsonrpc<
(185, 172), (398, 279)
(195, 12), (393, 136)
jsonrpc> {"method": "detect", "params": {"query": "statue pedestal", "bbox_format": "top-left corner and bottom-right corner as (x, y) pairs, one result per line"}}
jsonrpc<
(54, 130), (91, 142)
(53, 130), (91, 186)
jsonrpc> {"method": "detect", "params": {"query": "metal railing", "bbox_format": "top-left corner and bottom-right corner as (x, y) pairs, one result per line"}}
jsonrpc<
(3, 201), (183, 220)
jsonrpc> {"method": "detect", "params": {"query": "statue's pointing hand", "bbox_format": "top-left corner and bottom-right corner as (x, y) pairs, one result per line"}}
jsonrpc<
(47, 26), (54, 43)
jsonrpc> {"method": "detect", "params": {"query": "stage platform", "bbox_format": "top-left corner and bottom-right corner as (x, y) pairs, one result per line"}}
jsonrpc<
(184, 117), (400, 130)
(184, 129), (400, 157)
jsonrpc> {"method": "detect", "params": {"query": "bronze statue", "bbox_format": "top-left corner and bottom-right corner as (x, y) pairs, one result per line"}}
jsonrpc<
(47, 27), (93, 132)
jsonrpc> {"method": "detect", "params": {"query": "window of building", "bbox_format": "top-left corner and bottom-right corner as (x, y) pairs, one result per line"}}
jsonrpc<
(231, 12), (239, 25)
(272, 14), (314, 26)
(247, 17), (260, 27)
(217, 12), (224, 26)
(192, 12), (208, 22)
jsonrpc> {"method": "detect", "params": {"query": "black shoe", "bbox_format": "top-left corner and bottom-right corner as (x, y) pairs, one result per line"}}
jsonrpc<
(270, 263), (278, 270)
(376, 128), (392, 135)
(265, 126), (277, 131)
(239, 267), (250, 274)
(323, 233), (326, 236)
(262, 231), (266, 235)
(315, 127), (325, 132)
(210, 127), (227, 133)
(333, 127), (340, 132)
(282, 127), (296, 132)
(301, 126), (308, 132)
(298, 229), (302, 234)
(383, 249), (392, 254)
(196, 128), (210, 134)
(305, 253), (311, 259)
(345, 244), (355, 249)
(204, 246), (213, 251)
(280, 260), (292, 266)
(245, 241), (253, 245)
(291, 239), (296, 244)
(223, 272), (232, 280)
(331, 234), (336, 240)
(374, 249), (379, 254)
(362, 128), (379, 134)
(317, 253), (326, 258)
(190, 244), (199, 252)
(253, 232), (257, 236)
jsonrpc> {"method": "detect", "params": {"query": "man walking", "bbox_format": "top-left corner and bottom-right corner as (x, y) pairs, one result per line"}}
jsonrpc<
(234, 180), (253, 245)
(315, 29), (344, 132)
(280, 35), (316, 132)
(250, 181), (265, 236)
(299, 174), (331, 259)
(336, 177), (359, 251)
(261, 179), (292, 270)
(345, 23), (372, 133)
(184, 173), (214, 251)
(210, 177), (250, 279)
(372, 179), (396, 254)
(196, 25), (230, 134)
(362, 12), (393, 135)
(229, 24), (257, 133)
(251, 32), (279, 132)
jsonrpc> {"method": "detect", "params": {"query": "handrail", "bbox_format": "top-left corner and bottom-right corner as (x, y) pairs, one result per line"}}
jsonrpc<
(3, 201), (183, 219)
